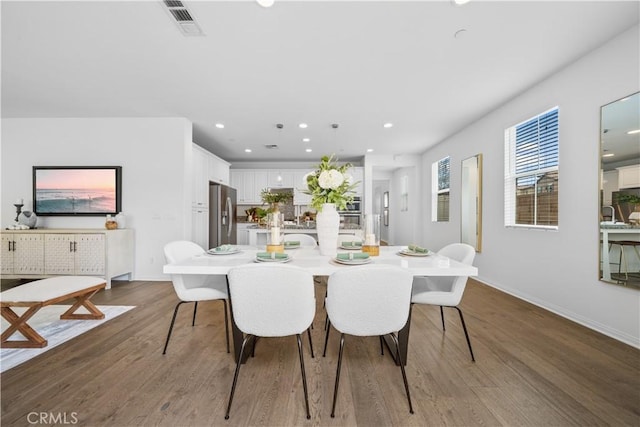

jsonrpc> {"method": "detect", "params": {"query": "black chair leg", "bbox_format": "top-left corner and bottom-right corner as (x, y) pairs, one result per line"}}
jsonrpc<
(192, 301), (198, 326)
(222, 300), (230, 353)
(225, 334), (253, 419)
(330, 334), (346, 418)
(379, 336), (384, 355)
(162, 301), (187, 355)
(389, 333), (414, 414)
(440, 306), (445, 331)
(323, 319), (331, 357)
(296, 334), (311, 419)
(307, 328), (315, 358)
(453, 306), (475, 362)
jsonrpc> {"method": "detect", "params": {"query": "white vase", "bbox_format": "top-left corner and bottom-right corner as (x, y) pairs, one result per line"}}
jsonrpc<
(316, 203), (340, 256)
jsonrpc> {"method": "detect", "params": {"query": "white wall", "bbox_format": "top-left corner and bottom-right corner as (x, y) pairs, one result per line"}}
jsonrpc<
(420, 25), (640, 346)
(1, 117), (193, 281)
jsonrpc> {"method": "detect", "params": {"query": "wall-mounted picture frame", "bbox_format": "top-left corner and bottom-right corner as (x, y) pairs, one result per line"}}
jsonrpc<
(383, 191), (389, 208)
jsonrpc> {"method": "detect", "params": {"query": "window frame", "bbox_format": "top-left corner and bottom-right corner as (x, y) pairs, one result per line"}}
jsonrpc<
(504, 106), (559, 230)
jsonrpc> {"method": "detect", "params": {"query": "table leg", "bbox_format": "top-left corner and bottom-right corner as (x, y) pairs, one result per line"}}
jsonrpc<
(60, 289), (105, 320)
(1, 305), (48, 348)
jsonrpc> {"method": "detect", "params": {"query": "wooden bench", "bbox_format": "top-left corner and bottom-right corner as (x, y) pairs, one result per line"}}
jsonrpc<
(1, 276), (107, 348)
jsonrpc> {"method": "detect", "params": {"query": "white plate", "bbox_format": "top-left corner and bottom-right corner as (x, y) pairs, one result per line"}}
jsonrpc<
(339, 245), (362, 250)
(207, 248), (241, 255)
(333, 257), (372, 265)
(255, 255), (291, 263)
(398, 249), (431, 257)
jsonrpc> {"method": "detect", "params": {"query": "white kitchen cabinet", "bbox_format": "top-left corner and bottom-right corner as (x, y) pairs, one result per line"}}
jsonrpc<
(1, 233), (44, 275)
(0, 229), (134, 288)
(351, 167), (364, 196)
(192, 145), (209, 209)
(192, 207), (209, 250)
(293, 170), (312, 206)
(253, 171), (269, 202)
(208, 152), (230, 185)
(268, 170), (295, 188)
(236, 223), (252, 245)
(193, 143), (231, 208)
(617, 165), (640, 189)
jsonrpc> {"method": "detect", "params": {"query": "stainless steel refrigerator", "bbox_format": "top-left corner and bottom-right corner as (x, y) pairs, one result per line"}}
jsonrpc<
(209, 183), (237, 247)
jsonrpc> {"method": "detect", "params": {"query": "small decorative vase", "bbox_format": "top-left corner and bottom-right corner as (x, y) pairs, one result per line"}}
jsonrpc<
(316, 203), (340, 256)
(18, 211), (37, 228)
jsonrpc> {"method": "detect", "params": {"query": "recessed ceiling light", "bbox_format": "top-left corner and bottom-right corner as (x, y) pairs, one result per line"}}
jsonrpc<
(602, 153), (615, 158)
(215, 123), (225, 129)
(305, 148), (312, 153)
(256, 0), (275, 8)
(627, 129), (640, 135)
(303, 138), (310, 142)
(367, 148), (374, 153)
(298, 123), (308, 129)
(383, 123), (393, 128)
(452, 0), (471, 5)
(244, 148), (252, 153)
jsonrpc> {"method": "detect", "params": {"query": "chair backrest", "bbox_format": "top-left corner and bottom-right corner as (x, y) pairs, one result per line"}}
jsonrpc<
(432, 243), (476, 305)
(284, 233), (317, 247)
(164, 240), (210, 300)
(326, 266), (413, 337)
(227, 264), (316, 337)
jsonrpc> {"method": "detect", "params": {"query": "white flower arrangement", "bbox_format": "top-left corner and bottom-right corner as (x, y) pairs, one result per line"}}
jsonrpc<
(303, 154), (358, 211)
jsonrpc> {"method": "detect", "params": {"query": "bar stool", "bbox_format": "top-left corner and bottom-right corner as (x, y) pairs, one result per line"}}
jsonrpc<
(609, 240), (640, 282)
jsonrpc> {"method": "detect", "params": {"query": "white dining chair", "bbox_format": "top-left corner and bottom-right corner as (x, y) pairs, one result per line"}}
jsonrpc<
(284, 233), (317, 246)
(224, 264), (316, 420)
(323, 265), (414, 417)
(162, 241), (229, 355)
(411, 242), (476, 361)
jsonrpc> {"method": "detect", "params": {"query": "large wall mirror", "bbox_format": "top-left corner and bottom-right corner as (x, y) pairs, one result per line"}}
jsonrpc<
(461, 154), (482, 252)
(599, 91), (640, 288)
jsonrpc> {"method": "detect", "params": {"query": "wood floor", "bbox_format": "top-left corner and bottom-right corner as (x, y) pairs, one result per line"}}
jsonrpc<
(1, 279), (638, 426)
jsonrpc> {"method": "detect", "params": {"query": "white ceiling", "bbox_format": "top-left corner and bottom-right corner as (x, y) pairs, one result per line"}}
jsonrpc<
(2, 1), (638, 163)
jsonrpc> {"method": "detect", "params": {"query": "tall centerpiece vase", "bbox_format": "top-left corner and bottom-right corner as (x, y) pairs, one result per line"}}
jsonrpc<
(316, 203), (340, 256)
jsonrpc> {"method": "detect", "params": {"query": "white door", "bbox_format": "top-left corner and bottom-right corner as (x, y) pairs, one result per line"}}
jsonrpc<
(44, 234), (75, 274)
(74, 234), (106, 275)
(13, 234), (45, 274)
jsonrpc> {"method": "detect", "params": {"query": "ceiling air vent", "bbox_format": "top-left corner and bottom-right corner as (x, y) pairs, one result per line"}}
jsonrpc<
(162, 0), (204, 37)
(265, 145), (279, 149)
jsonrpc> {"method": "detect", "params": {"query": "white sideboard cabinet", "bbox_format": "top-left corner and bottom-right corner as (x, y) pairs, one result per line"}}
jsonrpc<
(1, 229), (134, 288)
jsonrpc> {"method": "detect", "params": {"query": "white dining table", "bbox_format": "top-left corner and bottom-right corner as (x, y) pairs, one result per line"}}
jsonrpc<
(163, 245), (478, 365)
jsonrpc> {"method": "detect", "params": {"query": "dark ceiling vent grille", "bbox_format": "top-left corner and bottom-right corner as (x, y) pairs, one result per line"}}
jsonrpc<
(162, 1), (204, 36)
(170, 9), (193, 22)
(265, 145), (279, 149)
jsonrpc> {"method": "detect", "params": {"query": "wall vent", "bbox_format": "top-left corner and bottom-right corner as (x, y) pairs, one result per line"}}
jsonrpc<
(162, 0), (204, 37)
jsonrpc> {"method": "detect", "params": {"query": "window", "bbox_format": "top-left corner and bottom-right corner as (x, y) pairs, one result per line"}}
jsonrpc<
(400, 175), (409, 212)
(504, 107), (559, 228)
(431, 156), (450, 221)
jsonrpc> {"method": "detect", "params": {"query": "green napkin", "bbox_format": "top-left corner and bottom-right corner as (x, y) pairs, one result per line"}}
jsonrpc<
(257, 252), (289, 260)
(212, 244), (234, 252)
(408, 244), (429, 253)
(284, 241), (300, 246)
(336, 252), (370, 261)
(341, 241), (363, 247)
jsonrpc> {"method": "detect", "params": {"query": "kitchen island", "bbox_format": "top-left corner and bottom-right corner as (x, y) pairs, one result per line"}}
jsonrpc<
(246, 225), (362, 246)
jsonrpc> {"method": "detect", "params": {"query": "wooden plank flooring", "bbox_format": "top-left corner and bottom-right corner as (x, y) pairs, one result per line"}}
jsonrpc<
(1, 279), (638, 426)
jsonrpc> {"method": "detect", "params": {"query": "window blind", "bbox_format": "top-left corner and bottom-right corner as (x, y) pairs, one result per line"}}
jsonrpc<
(505, 107), (559, 228)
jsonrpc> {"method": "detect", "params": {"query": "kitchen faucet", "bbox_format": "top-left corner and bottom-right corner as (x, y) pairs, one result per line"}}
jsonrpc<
(603, 205), (616, 223)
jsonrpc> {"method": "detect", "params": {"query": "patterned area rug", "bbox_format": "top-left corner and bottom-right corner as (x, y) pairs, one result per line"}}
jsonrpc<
(1, 305), (135, 373)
